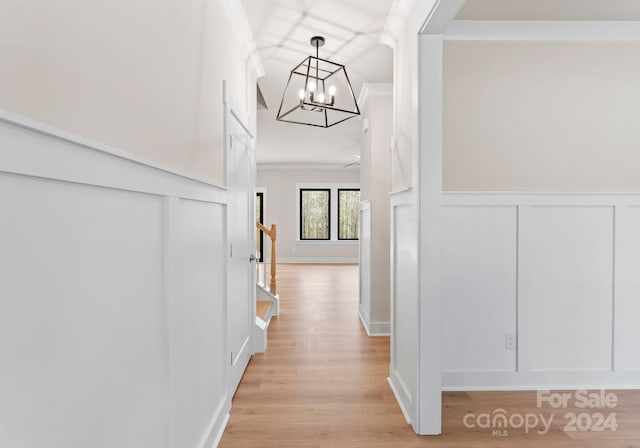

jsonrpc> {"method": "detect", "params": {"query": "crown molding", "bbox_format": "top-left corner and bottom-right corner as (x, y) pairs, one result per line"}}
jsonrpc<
(257, 163), (359, 171)
(381, 0), (415, 49)
(221, 0), (265, 78)
(445, 20), (640, 41)
(381, 0), (467, 47)
(358, 83), (393, 111)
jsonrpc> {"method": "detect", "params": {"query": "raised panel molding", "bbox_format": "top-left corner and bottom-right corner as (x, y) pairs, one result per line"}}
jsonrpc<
(614, 206), (640, 371)
(441, 193), (640, 390)
(441, 205), (517, 372)
(521, 206), (614, 372)
(359, 201), (373, 334)
(389, 192), (418, 426)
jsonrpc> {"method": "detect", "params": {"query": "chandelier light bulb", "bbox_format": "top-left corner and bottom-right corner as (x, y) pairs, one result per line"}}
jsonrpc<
(328, 85), (336, 96)
(308, 82), (316, 92)
(317, 92), (325, 103)
(298, 89), (305, 100)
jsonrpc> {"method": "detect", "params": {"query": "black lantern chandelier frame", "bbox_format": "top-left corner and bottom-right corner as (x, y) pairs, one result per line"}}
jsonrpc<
(276, 36), (360, 128)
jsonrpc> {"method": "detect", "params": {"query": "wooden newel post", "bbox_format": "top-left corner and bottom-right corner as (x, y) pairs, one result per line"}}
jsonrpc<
(270, 224), (277, 295)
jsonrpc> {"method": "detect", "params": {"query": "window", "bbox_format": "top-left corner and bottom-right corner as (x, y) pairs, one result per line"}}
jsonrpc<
(300, 189), (331, 240)
(297, 184), (360, 242)
(338, 189), (360, 240)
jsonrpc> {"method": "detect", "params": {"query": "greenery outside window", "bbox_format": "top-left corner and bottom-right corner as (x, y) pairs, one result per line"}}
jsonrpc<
(300, 189), (331, 240)
(338, 189), (360, 240)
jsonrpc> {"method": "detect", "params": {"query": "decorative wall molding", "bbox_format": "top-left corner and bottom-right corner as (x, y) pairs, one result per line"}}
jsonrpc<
(274, 257), (359, 264)
(357, 83), (393, 111)
(359, 308), (391, 336)
(420, 0), (467, 35)
(445, 20), (640, 42)
(443, 191), (640, 206)
(440, 191), (640, 390)
(388, 373), (413, 425)
(257, 163), (358, 171)
(444, 371), (640, 391)
(381, 0), (415, 49)
(0, 109), (227, 203)
(0, 113), (232, 447)
(389, 193), (418, 427)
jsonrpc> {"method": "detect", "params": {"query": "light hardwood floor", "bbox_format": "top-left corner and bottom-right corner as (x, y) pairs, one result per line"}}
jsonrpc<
(219, 263), (640, 448)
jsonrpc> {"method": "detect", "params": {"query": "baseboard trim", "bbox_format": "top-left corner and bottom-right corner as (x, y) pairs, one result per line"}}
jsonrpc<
(199, 398), (231, 448)
(207, 412), (229, 448)
(443, 370), (640, 391)
(387, 375), (412, 425)
(274, 257), (359, 264)
(358, 308), (390, 336)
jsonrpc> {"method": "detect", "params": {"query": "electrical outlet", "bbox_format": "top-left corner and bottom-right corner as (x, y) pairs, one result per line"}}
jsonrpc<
(505, 332), (516, 350)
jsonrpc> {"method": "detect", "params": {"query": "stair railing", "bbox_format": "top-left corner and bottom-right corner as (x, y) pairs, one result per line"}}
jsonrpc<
(256, 222), (277, 295)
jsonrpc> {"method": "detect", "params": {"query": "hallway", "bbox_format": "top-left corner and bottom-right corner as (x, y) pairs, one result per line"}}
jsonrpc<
(219, 264), (640, 448)
(219, 263), (414, 447)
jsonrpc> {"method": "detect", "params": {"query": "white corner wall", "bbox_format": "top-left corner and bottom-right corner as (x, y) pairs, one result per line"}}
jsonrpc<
(256, 167), (359, 263)
(0, 113), (231, 448)
(358, 86), (393, 336)
(384, 0), (442, 436)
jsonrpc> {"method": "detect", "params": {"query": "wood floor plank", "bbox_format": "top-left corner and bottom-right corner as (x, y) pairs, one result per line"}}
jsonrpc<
(220, 263), (640, 447)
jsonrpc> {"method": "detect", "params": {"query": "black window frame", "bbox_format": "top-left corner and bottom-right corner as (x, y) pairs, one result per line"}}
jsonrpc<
(299, 188), (331, 241)
(337, 188), (360, 241)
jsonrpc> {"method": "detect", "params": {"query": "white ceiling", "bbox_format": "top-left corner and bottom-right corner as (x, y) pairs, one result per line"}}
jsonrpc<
(242, 0), (393, 166)
(456, 0), (640, 21)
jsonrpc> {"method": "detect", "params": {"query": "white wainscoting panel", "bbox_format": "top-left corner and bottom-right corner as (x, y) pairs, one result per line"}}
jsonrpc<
(389, 191), (418, 424)
(359, 201), (372, 334)
(441, 205), (517, 372)
(441, 193), (640, 390)
(0, 174), (166, 448)
(0, 112), (232, 448)
(614, 206), (640, 371)
(169, 199), (228, 448)
(521, 206), (614, 372)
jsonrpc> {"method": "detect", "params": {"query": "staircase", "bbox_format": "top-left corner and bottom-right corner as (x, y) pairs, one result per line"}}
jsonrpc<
(253, 222), (279, 353)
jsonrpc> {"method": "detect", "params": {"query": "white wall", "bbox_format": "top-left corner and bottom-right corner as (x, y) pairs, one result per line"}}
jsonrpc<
(358, 86), (393, 335)
(0, 114), (231, 448)
(256, 167), (360, 263)
(0, 0), (259, 184)
(444, 41), (640, 191)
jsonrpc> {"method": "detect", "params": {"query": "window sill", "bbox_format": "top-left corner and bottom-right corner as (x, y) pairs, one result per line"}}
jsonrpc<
(296, 240), (359, 245)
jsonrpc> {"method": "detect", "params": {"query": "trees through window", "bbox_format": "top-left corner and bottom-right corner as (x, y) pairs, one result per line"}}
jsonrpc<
(300, 189), (331, 240)
(338, 189), (360, 240)
(298, 186), (360, 241)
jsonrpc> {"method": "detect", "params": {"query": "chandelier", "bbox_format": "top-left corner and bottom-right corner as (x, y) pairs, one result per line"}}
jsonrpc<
(276, 36), (360, 128)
